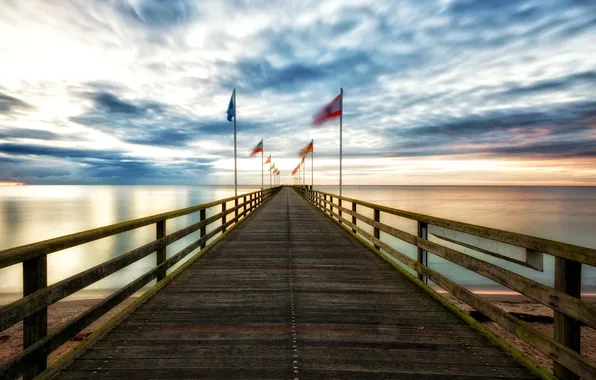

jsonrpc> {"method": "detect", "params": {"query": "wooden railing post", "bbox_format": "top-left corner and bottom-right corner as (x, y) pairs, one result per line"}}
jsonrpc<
(373, 209), (380, 250)
(351, 203), (357, 233)
(222, 202), (227, 232)
(235, 198), (239, 220)
(330, 196), (334, 216)
(156, 220), (166, 282)
(243, 195), (247, 216)
(417, 221), (428, 284)
(22, 255), (47, 379)
(554, 258), (582, 380)
(338, 199), (343, 224)
(200, 209), (206, 249)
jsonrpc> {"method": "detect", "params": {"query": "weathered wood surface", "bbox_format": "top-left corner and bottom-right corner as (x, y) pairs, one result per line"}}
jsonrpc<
(54, 188), (535, 380)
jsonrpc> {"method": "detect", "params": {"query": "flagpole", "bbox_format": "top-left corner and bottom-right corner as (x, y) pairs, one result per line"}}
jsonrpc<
(233, 89), (237, 198)
(311, 139), (314, 189)
(339, 88), (343, 198)
(303, 158), (306, 187)
(270, 164), (272, 189)
(261, 142), (264, 191)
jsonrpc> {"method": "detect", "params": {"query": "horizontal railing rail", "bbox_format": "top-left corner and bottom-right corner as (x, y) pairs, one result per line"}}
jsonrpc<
(0, 186), (282, 380)
(294, 186), (596, 380)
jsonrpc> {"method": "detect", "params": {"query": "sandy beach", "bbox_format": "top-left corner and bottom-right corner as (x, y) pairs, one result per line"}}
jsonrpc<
(1, 293), (594, 374)
(444, 293), (596, 372)
(0, 297), (137, 366)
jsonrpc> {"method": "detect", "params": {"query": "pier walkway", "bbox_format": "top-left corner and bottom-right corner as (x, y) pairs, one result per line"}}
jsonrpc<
(54, 188), (534, 379)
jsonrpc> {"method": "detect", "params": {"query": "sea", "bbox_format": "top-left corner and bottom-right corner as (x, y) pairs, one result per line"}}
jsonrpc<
(0, 185), (594, 303)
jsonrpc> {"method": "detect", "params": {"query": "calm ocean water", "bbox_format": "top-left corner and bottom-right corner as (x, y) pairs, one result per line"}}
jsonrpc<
(0, 185), (594, 302)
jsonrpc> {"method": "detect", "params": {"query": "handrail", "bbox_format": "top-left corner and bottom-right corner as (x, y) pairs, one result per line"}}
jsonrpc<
(0, 186), (282, 380)
(294, 186), (595, 380)
(308, 188), (596, 266)
(0, 189), (267, 269)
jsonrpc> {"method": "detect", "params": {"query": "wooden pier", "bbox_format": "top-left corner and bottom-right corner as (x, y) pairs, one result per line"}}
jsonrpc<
(1, 187), (595, 379)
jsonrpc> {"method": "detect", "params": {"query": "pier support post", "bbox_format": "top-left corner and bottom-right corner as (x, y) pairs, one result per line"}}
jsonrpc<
(200, 209), (206, 249)
(222, 202), (227, 232)
(156, 220), (166, 282)
(351, 203), (357, 233)
(338, 199), (343, 224)
(23, 255), (47, 380)
(554, 258), (581, 380)
(373, 209), (380, 250)
(330, 196), (333, 217)
(243, 195), (247, 217)
(235, 198), (239, 220)
(417, 221), (428, 284)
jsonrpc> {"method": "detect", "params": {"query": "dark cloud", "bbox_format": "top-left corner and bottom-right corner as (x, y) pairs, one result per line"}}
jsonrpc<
(72, 87), (268, 148)
(500, 71), (596, 97)
(382, 100), (596, 159)
(487, 140), (596, 158)
(0, 143), (123, 160)
(223, 50), (393, 93)
(0, 128), (60, 140)
(0, 142), (213, 184)
(399, 101), (596, 141)
(0, 92), (31, 114)
(73, 89), (193, 147)
(115, 0), (199, 29)
(90, 92), (147, 115)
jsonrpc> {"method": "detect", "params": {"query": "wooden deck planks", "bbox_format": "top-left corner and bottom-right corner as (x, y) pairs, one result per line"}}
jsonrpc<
(54, 188), (536, 379)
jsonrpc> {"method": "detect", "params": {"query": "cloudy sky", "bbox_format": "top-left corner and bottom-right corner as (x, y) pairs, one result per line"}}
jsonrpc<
(0, 0), (595, 185)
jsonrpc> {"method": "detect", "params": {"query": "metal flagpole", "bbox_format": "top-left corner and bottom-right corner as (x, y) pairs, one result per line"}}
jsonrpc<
(311, 140), (314, 189)
(270, 164), (272, 188)
(261, 142), (264, 190)
(233, 89), (237, 198)
(303, 158), (306, 187)
(339, 88), (343, 198)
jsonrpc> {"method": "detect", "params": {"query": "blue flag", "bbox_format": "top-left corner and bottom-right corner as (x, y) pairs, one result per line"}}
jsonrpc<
(226, 91), (235, 122)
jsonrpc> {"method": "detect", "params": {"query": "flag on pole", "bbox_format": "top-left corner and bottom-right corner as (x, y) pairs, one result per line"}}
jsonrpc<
(299, 140), (313, 157)
(312, 94), (341, 127)
(292, 166), (298, 176)
(264, 155), (271, 165)
(226, 92), (235, 122)
(269, 163), (276, 171)
(301, 155), (305, 164)
(249, 139), (263, 157)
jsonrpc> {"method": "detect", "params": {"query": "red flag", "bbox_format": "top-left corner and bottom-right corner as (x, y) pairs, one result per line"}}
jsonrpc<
(313, 94), (341, 127)
(249, 140), (263, 157)
(299, 140), (313, 157)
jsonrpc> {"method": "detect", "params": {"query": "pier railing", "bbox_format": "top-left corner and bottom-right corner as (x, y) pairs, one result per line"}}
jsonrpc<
(295, 186), (596, 380)
(0, 186), (281, 380)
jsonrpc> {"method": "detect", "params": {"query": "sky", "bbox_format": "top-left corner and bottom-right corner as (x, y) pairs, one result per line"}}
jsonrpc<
(0, 0), (595, 186)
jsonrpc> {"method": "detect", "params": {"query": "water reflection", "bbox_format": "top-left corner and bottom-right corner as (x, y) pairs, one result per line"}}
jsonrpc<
(1, 185), (594, 303)
(0, 185), (260, 302)
(320, 186), (596, 294)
